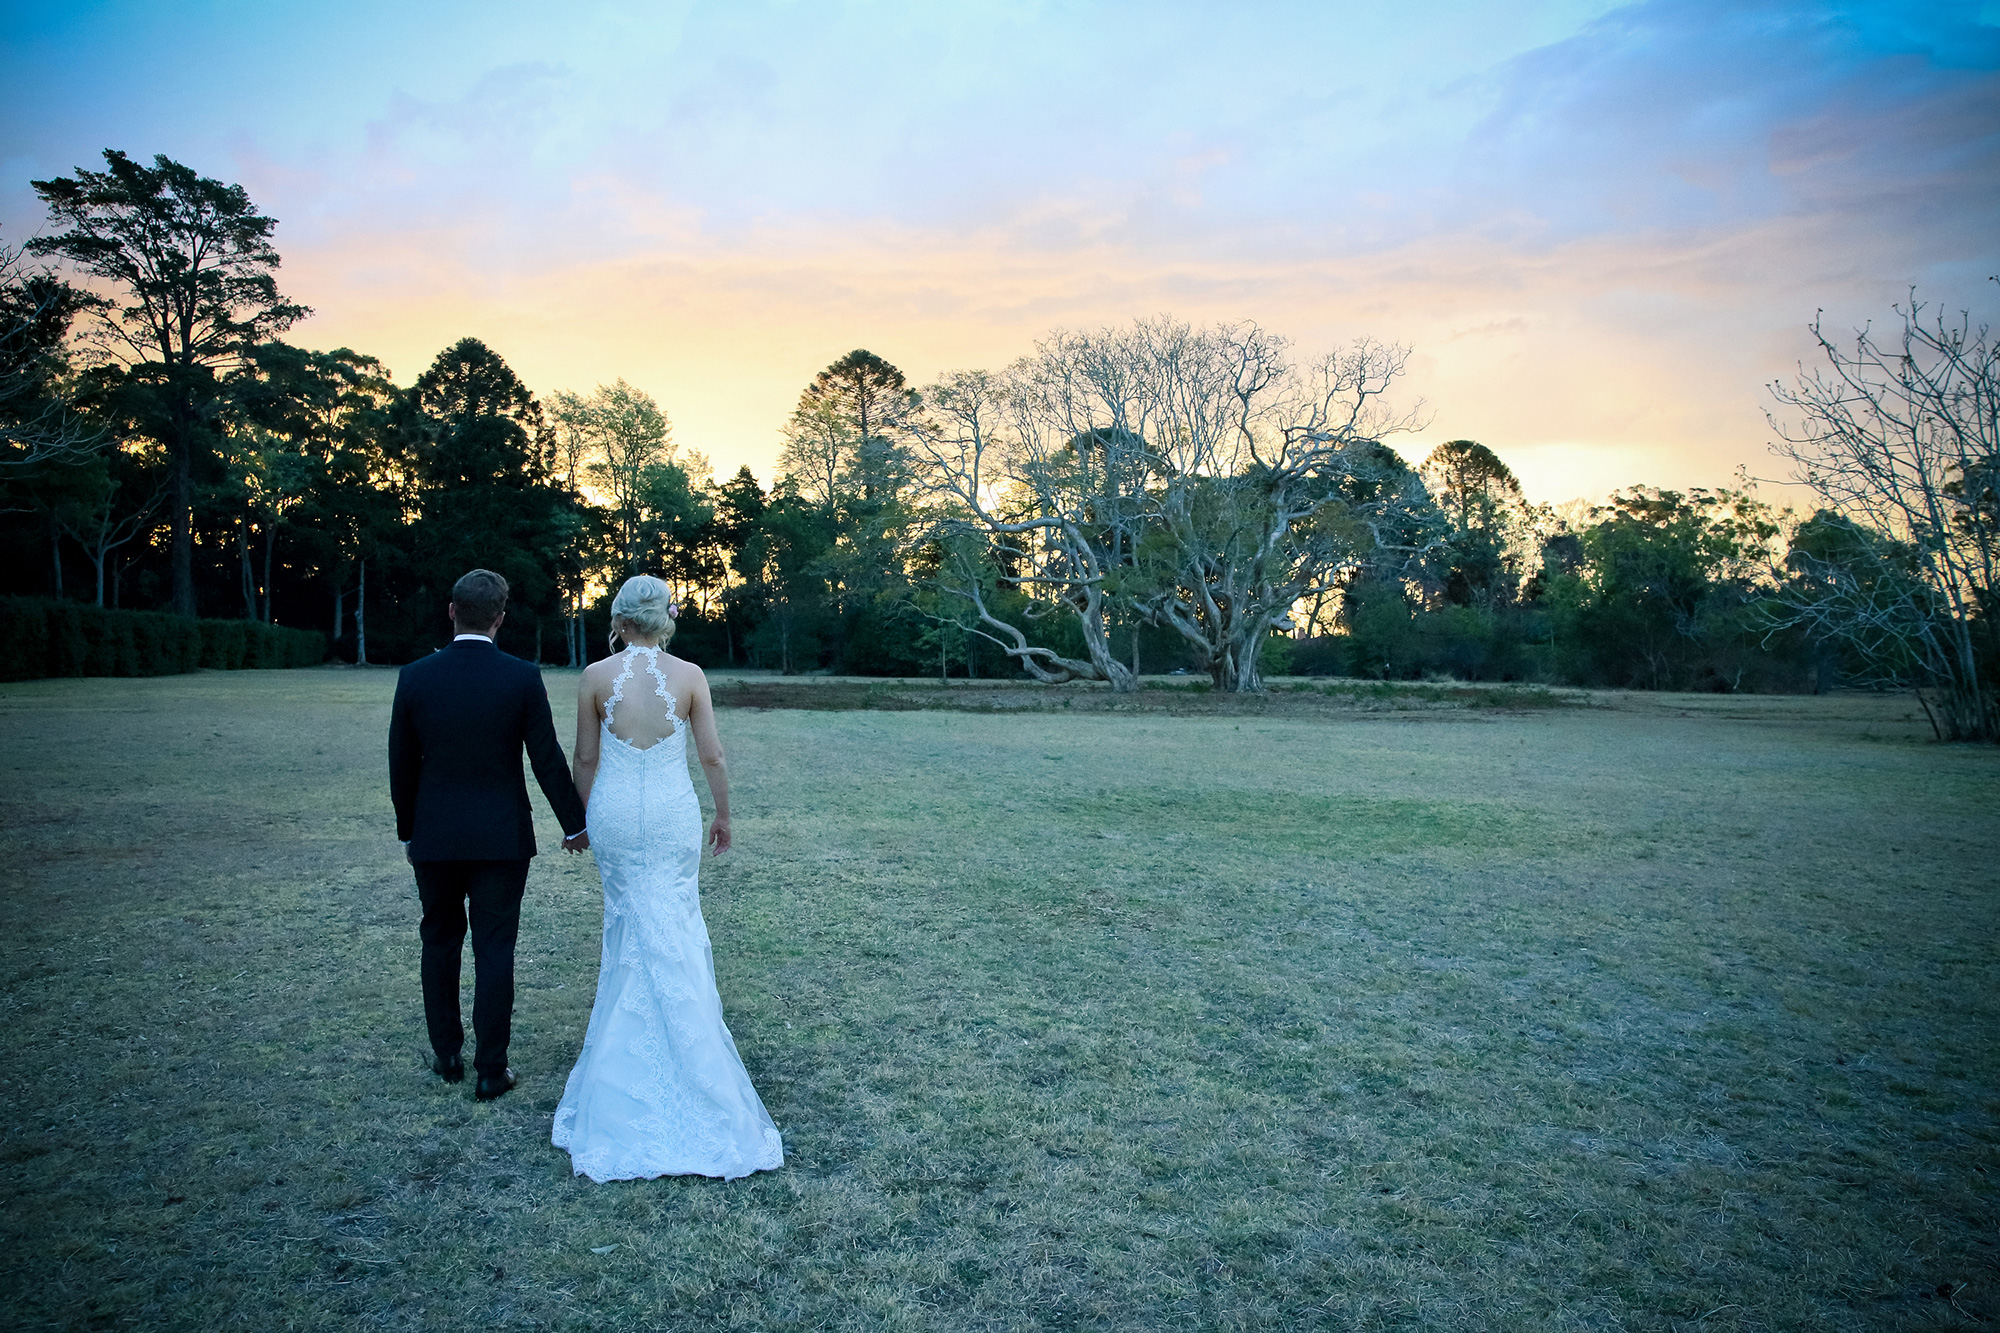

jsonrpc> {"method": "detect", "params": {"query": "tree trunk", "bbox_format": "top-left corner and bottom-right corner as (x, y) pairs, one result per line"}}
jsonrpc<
(1206, 616), (1272, 694)
(169, 441), (194, 617)
(92, 540), (107, 606)
(357, 558), (368, 666)
(1216, 645), (1263, 693)
(1078, 598), (1136, 692)
(534, 616), (543, 665)
(262, 518), (275, 623)
(238, 517), (256, 619)
(1938, 618), (1995, 742)
(48, 513), (63, 597)
(333, 575), (344, 641)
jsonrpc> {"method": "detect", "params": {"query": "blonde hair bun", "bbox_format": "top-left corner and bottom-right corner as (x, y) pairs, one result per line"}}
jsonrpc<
(609, 574), (677, 641)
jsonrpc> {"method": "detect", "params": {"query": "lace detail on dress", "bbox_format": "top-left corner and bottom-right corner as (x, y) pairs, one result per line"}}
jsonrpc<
(553, 646), (782, 1183)
(604, 646), (684, 752)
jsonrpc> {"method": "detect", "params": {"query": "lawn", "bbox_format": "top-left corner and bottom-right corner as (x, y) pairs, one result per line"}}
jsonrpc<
(0, 668), (1994, 1331)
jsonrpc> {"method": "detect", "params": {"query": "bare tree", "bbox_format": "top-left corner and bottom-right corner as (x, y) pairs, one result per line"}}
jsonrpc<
(0, 239), (101, 470)
(905, 361), (1145, 689)
(1125, 324), (1429, 691)
(1768, 294), (1998, 741)
(906, 319), (1428, 692)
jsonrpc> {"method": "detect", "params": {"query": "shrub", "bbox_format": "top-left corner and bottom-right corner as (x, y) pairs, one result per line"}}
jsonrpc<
(0, 598), (327, 681)
(1259, 633), (1297, 678)
(1290, 636), (1350, 677)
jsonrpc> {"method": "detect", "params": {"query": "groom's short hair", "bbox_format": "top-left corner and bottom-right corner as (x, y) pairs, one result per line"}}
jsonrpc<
(453, 569), (509, 630)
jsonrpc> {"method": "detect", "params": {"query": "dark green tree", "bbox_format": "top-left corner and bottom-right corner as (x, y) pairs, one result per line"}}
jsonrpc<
(737, 480), (837, 673)
(706, 466), (771, 665)
(400, 338), (574, 659)
(778, 350), (920, 668)
(636, 460), (719, 601)
(713, 465), (767, 563)
(1780, 510), (1929, 692)
(779, 349), (915, 509)
(1421, 439), (1525, 609)
(230, 342), (399, 637)
(43, 442), (167, 607)
(1555, 486), (1785, 690)
(30, 151), (308, 615)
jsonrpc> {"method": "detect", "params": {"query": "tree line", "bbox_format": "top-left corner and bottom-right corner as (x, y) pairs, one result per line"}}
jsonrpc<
(2, 152), (1994, 737)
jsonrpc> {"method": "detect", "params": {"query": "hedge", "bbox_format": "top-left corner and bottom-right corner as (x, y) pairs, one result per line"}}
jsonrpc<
(0, 598), (329, 681)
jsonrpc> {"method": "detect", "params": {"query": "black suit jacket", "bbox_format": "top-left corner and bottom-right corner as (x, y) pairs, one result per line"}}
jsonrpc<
(389, 639), (587, 862)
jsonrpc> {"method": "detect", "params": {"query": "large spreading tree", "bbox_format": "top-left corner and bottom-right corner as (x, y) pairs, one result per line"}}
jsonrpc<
(908, 319), (1431, 692)
(30, 151), (308, 616)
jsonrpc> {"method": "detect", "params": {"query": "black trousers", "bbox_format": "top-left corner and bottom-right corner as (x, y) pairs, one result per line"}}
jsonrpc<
(413, 859), (531, 1078)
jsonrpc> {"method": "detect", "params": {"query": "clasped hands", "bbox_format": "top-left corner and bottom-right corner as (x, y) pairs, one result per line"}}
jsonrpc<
(404, 833), (590, 859)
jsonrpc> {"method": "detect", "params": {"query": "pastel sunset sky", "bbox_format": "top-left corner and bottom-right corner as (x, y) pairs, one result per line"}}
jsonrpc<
(4, 0), (1997, 504)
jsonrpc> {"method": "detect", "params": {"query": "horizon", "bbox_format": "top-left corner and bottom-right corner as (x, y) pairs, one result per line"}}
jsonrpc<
(4, 0), (1997, 506)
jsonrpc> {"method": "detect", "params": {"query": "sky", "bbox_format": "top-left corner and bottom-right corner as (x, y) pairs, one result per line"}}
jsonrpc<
(3, 0), (1997, 505)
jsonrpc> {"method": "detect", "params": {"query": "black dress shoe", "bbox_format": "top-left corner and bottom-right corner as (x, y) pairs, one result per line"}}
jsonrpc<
(474, 1068), (518, 1102)
(432, 1054), (465, 1083)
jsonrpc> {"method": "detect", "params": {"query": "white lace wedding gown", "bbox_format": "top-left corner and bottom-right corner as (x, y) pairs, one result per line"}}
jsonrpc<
(552, 646), (784, 1182)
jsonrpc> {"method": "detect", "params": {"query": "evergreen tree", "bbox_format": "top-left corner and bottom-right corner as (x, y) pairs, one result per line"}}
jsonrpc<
(400, 338), (573, 658)
(230, 343), (400, 644)
(1420, 439), (1525, 609)
(30, 152), (308, 615)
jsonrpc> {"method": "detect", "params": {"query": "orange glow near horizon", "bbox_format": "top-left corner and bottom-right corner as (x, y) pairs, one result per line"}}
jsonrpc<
(7, 0), (1993, 515)
(278, 208), (1879, 510)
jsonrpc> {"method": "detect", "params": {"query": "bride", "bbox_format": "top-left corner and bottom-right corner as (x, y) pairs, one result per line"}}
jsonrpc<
(552, 574), (783, 1182)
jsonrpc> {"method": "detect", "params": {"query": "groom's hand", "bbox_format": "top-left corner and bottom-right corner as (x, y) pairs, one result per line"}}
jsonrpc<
(562, 830), (590, 853)
(402, 839), (413, 866)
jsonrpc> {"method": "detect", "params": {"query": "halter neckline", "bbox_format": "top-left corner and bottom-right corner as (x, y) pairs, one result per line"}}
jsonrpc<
(603, 645), (683, 751)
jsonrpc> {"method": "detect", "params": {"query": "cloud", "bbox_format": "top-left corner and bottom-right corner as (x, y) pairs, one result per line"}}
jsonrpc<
(4, 0), (1997, 505)
(1461, 0), (2000, 247)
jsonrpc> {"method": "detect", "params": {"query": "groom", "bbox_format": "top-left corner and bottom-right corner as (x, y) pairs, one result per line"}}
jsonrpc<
(388, 568), (589, 1101)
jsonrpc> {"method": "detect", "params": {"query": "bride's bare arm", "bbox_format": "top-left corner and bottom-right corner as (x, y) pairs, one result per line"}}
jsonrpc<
(687, 668), (731, 855)
(572, 669), (602, 812)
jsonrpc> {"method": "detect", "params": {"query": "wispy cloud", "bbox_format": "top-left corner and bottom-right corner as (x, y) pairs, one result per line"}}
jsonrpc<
(3, 0), (1995, 501)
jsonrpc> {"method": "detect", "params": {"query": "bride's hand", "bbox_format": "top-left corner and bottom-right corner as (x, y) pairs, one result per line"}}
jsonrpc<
(707, 817), (731, 857)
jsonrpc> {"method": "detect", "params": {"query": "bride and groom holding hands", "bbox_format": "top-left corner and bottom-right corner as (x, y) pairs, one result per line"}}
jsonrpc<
(388, 568), (783, 1183)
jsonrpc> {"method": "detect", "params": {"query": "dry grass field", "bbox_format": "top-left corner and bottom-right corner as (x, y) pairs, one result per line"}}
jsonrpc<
(0, 667), (1994, 1331)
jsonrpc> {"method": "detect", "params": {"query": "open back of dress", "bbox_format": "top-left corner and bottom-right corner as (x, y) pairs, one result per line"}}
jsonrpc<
(602, 646), (682, 752)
